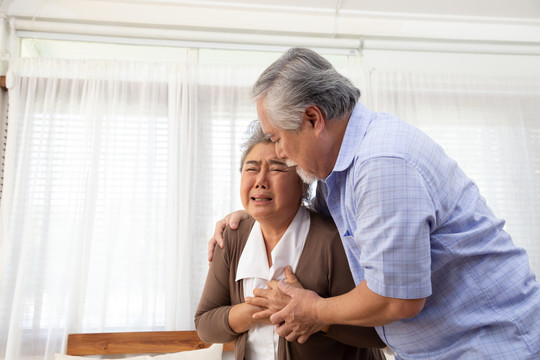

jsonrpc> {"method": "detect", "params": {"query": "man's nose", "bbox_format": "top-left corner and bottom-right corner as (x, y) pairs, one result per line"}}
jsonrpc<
(275, 142), (287, 159)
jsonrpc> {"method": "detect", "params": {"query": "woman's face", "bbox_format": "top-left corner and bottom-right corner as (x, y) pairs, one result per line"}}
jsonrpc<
(240, 143), (303, 223)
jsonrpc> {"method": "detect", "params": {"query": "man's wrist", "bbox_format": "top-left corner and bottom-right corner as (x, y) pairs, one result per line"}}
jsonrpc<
(315, 296), (332, 331)
(315, 295), (326, 322)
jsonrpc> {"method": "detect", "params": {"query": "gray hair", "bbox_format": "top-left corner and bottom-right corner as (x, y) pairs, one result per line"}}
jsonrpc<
(252, 47), (360, 131)
(240, 120), (310, 200)
(239, 120), (272, 172)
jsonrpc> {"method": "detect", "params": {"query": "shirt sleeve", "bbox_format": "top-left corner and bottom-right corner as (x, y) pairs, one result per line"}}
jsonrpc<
(194, 236), (239, 343)
(353, 156), (435, 299)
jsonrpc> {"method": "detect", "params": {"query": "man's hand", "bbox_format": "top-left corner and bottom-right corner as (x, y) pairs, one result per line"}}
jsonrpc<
(270, 282), (327, 344)
(207, 210), (249, 262)
(246, 266), (302, 319)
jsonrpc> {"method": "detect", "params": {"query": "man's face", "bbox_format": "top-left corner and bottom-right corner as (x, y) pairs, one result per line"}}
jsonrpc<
(256, 99), (321, 184)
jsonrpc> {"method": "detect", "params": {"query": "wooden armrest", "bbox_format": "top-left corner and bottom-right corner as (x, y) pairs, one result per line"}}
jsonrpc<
(67, 331), (234, 355)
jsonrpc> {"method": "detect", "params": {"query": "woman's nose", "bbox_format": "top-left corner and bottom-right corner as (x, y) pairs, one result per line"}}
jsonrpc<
(255, 170), (269, 189)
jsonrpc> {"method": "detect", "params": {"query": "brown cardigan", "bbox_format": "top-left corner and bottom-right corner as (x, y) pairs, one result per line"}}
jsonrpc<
(195, 211), (386, 360)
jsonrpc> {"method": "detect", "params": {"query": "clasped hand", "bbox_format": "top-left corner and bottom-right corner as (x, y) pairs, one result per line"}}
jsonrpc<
(246, 266), (327, 344)
(246, 266), (302, 319)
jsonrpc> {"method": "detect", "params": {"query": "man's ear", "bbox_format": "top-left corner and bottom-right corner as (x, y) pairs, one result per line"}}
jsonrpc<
(302, 106), (325, 135)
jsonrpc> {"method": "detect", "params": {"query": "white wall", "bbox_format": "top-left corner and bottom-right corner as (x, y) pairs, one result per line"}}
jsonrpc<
(362, 49), (540, 77)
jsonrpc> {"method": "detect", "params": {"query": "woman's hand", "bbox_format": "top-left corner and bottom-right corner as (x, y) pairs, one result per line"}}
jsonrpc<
(228, 302), (272, 333)
(208, 210), (250, 262)
(246, 266), (303, 319)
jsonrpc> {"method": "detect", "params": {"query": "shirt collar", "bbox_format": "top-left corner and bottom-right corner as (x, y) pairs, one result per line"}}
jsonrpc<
(326, 102), (373, 176)
(236, 206), (310, 282)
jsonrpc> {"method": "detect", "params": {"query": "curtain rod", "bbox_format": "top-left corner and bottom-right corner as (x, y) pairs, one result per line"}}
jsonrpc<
(15, 30), (360, 56)
(13, 17), (362, 55)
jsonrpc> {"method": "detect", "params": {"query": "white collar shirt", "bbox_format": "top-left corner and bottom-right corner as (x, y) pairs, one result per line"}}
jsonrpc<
(235, 206), (310, 360)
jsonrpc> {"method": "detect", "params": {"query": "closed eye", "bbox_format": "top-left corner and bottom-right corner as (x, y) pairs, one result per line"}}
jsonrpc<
(268, 135), (279, 144)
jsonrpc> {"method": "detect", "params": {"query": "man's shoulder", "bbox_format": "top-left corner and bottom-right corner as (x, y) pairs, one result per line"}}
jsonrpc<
(364, 113), (436, 152)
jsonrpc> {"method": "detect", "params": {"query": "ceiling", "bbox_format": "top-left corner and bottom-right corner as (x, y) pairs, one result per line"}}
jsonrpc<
(165, 0), (540, 20)
(4, 0), (540, 20)
(1, 0), (539, 50)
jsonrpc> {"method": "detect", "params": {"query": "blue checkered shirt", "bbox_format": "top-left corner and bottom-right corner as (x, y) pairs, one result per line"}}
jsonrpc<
(314, 103), (540, 359)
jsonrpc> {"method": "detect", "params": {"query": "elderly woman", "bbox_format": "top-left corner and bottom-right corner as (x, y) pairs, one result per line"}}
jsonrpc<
(195, 121), (385, 360)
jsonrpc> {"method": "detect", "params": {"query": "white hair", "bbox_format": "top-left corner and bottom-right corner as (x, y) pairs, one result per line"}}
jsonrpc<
(252, 47), (360, 131)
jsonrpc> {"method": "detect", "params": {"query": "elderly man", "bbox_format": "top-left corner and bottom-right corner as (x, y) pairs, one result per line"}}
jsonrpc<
(209, 48), (540, 359)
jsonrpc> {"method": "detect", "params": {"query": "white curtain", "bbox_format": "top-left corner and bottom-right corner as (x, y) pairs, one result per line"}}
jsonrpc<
(0, 57), (263, 359)
(367, 70), (540, 275)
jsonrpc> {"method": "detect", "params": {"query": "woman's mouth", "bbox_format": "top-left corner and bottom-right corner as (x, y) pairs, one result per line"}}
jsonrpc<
(251, 196), (272, 201)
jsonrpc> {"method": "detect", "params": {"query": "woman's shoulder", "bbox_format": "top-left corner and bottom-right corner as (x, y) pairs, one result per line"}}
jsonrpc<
(307, 210), (339, 237)
(305, 210), (344, 250)
(222, 216), (256, 252)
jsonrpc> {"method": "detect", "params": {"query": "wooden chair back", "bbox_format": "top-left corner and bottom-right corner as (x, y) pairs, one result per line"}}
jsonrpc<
(66, 331), (234, 356)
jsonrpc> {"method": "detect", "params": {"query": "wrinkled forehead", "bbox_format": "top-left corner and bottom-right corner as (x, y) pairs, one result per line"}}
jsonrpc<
(243, 143), (282, 164)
